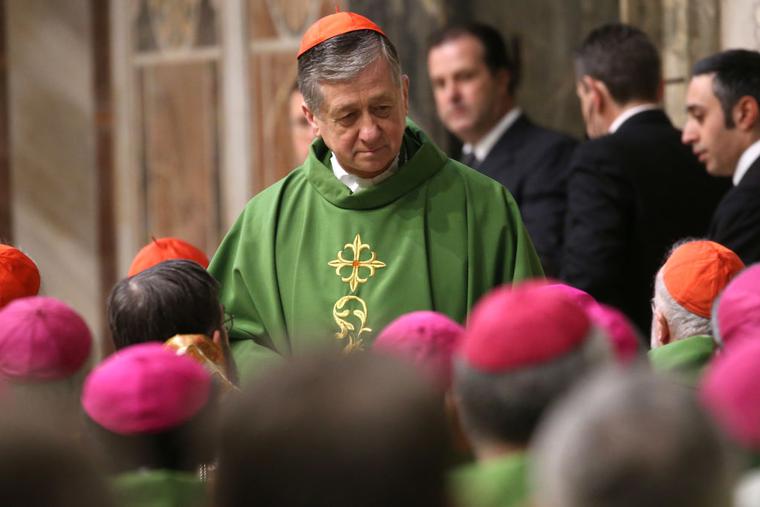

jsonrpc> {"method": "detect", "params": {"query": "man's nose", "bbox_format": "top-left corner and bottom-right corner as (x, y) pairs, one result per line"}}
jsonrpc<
(358, 113), (381, 142)
(681, 122), (697, 145)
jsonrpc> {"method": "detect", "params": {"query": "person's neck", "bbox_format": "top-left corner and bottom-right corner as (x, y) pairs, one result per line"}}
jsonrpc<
(471, 438), (526, 462)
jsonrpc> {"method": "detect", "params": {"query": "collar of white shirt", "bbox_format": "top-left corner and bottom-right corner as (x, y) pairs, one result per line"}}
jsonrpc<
(331, 152), (399, 193)
(462, 108), (522, 162)
(608, 103), (660, 134)
(734, 138), (760, 186)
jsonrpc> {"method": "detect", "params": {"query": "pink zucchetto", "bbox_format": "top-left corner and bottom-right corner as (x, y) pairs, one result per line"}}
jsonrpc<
(542, 283), (640, 364)
(81, 343), (211, 436)
(700, 338), (760, 451)
(0, 296), (92, 381)
(373, 311), (464, 388)
(714, 263), (760, 348)
(461, 283), (591, 373)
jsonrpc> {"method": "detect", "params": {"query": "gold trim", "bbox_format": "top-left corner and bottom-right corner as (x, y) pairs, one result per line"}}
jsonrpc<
(333, 295), (372, 353)
(328, 234), (386, 292)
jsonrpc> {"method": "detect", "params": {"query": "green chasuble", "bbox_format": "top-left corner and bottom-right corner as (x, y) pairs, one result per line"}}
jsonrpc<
(449, 453), (529, 507)
(648, 335), (716, 386)
(209, 120), (543, 381)
(112, 470), (207, 507)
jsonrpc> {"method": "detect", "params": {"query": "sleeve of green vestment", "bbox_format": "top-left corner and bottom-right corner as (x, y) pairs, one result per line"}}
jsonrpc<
(208, 186), (288, 383)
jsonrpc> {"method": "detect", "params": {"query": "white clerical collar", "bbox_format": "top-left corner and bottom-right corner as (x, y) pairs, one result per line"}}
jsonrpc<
(462, 108), (522, 162)
(734, 138), (760, 186)
(608, 103), (660, 133)
(331, 152), (399, 193)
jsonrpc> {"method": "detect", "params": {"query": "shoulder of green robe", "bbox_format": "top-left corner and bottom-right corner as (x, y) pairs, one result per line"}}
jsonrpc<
(449, 453), (530, 507)
(404, 118), (521, 206)
(648, 335), (716, 386)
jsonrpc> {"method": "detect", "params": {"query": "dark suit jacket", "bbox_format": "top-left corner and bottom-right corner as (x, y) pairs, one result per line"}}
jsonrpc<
(561, 109), (730, 336)
(472, 114), (577, 276)
(709, 154), (760, 264)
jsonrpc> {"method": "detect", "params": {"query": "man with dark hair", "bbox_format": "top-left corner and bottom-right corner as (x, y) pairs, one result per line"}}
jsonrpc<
(561, 23), (728, 336)
(216, 353), (449, 507)
(427, 23), (577, 276)
(210, 12), (542, 383)
(108, 259), (225, 350)
(450, 283), (608, 507)
(683, 49), (760, 264)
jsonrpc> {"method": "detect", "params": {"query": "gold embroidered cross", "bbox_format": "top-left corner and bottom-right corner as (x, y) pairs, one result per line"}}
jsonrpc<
(328, 233), (386, 292)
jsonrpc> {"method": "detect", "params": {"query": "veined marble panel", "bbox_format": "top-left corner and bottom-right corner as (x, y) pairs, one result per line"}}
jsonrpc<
(7, 0), (103, 352)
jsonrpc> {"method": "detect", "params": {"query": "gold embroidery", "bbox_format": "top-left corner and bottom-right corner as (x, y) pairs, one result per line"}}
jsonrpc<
(333, 295), (372, 353)
(328, 234), (386, 293)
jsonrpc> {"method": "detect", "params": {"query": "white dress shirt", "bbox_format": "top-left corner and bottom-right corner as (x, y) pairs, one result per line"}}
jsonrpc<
(462, 108), (522, 162)
(608, 103), (660, 133)
(331, 152), (398, 193)
(734, 138), (760, 186)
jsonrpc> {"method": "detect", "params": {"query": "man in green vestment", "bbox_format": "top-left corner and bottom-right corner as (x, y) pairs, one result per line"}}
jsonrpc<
(648, 240), (743, 385)
(450, 283), (607, 507)
(209, 12), (543, 382)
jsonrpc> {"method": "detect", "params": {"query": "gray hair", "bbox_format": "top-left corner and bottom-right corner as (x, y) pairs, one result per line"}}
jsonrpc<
(532, 366), (736, 507)
(297, 29), (402, 114)
(654, 270), (712, 340)
(454, 326), (610, 446)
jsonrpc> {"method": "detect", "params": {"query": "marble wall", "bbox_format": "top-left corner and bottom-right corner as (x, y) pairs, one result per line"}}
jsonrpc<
(7, 0), (106, 353)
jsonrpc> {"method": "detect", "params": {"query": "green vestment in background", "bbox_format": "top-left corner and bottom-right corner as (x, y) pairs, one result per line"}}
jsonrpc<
(112, 470), (207, 507)
(209, 121), (543, 381)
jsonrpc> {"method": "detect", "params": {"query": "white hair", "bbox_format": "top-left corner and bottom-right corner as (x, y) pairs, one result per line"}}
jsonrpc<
(653, 270), (712, 340)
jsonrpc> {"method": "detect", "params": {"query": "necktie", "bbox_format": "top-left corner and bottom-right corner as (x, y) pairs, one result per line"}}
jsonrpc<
(461, 152), (480, 169)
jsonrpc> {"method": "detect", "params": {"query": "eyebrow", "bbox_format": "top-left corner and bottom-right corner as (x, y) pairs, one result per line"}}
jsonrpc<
(685, 104), (703, 115)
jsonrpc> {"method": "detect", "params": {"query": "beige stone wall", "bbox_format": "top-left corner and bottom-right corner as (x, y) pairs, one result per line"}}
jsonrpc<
(721, 0), (760, 50)
(7, 0), (104, 353)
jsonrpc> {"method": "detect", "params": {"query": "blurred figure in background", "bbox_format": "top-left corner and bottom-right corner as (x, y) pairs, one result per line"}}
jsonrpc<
(289, 82), (315, 165)
(427, 23), (576, 277)
(533, 366), (736, 507)
(562, 23), (728, 337)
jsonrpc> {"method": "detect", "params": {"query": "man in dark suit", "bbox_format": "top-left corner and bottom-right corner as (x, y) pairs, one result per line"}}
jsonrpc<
(427, 23), (577, 276)
(682, 50), (760, 265)
(561, 24), (728, 337)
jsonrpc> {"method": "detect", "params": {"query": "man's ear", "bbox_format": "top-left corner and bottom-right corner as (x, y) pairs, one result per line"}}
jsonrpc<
(654, 310), (672, 347)
(733, 96), (760, 132)
(302, 102), (320, 137)
(401, 74), (410, 116)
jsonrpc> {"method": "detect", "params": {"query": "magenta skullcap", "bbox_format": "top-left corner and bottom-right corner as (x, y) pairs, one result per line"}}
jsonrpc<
(373, 311), (464, 387)
(540, 283), (639, 364)
(0, 296), (92, 381)
(586, 303), (640, 364)
(701, 338), (760, 450)
(714, 264), (760, 348)
(461, 282), (591, 373)
(82, 343), (211, 435)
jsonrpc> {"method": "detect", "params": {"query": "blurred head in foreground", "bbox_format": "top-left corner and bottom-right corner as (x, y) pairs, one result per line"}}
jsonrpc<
(533, 367), (735, 507)
(216, 352), (449, 507)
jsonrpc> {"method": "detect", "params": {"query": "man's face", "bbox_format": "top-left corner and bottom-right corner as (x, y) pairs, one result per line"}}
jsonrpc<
(303, 57), (409, 178)
(427, 35), (509, 144)
(682, 74), (745, 176)
(289, 89), (315, 164)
